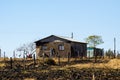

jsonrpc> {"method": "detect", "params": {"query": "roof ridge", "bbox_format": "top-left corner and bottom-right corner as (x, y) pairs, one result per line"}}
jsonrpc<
(53, 35), (72, 39)
(53, 35), (85, 43)
(35, 35), (87, 44)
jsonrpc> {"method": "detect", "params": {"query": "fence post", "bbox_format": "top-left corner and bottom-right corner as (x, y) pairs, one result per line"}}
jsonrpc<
(13, 51), (15, 60)
(43, 53), (45, 62)
(89, 51), (90, 59)
(68, 52), (70, 63)
(4, 52), (5, 61)
(10, 57), (13, 69)
(33, 54), (36, 68)
(58, 54), (60, 66)
(92, 73), (95, 80)
(23, 52), (26, 70)
(0, 49), (1, 58)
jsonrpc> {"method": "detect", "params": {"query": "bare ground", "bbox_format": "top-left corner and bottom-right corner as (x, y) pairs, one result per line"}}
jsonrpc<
(0, 58), (120, 80)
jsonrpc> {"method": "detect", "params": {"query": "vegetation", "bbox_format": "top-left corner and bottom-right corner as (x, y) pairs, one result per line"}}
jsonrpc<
(105, 49), (114, 58)
(85, 35), (104, 47)
(0, 58), (120, 80)
(85, 35), (104, 62)
(44, 58), (56, 65)
(0, 67), (120, 80)
(16, 43), (36, 58)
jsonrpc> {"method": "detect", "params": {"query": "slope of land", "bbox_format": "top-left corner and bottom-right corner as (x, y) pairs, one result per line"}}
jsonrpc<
(0, 58), (120, 80)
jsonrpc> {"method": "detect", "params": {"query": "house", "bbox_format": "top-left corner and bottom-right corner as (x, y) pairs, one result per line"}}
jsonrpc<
(35, 35), (87, 58)
(87, 47), (104, 58)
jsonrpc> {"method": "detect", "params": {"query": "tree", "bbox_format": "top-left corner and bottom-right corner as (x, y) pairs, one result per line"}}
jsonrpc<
(17, 43), (36, 58)
(85, 35), (104, 47)
(85, 35), (104, 62)
(105, 49), (114, 58)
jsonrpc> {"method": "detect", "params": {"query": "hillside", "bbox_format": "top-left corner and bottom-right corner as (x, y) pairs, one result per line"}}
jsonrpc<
(0, 58), (120, 80)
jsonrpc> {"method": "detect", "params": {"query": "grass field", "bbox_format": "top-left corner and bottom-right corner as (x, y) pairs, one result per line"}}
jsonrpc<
(0, 58), (120, 80)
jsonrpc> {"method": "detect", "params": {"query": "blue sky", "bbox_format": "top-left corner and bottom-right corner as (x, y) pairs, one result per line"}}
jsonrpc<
(0, 0), (120, 57)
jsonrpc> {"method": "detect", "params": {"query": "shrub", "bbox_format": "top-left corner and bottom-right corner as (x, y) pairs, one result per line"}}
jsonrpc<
(44, 58), (56, 65)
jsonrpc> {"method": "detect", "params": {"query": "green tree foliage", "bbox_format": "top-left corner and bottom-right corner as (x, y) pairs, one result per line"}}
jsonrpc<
(85, 35), (104, 62)
(85, 35), (104, 47)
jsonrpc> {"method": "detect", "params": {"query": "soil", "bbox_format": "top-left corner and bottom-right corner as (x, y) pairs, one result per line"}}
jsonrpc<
(0, 58), (120, 80)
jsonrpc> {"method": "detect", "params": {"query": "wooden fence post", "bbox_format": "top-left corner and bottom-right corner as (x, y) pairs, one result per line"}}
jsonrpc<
(89, 51), (90, 59)
(43, 53), (45, 62)
(58, 55), (60, 66)
(13, 51), (15, 60)
(68, 52), (70, 63)
(4, 52), (5, 61)
(0, 49), (1, 58)
(92, 73), (95, 80)
(33, 54), (36, 68)
(10, 57), (13, 69)
(23, 52), (26, 70)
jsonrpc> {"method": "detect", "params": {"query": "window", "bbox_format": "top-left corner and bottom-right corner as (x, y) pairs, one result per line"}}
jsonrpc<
(58, 45), (64, 51)
(42, 45), (47, 50)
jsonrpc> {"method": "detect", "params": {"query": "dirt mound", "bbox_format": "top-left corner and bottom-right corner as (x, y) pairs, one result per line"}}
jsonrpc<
(66, 59), (120, 69)
(107, 59), (120, 69)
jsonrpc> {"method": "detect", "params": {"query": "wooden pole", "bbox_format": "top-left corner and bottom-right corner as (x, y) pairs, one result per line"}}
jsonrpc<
(92, 73), (95, 80)
(13, 51), (15, 59)
(58, 54), (60, 66)
(33, 54), (36, 68)
(23, 50), (26, 70)
(94, 48), (96, 63)
(0, 49), (1, 58)
(68, 52), (70, 63)
(114, 38), (116, 58)
(89, 51), (90, 59)
(10, 57), (13, 69)
(4, 52), (5, 61)
(43, 53), (45, 62)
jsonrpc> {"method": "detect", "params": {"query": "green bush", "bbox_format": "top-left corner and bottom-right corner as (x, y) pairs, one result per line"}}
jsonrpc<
(44, 58), (56, 65)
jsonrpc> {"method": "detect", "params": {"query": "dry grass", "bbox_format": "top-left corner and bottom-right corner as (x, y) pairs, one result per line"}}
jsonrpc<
(24, 78), (36, 80)
(53, 57), (80, 63)
(63, 59), (120, 69)
(0, 57), (120, 70)
(0, 58), (7, 67)
(0, 63), (5, 67)
(0, 57), (9, 61)
(0, 58), (120, 80)
(106, 59), (120, 69)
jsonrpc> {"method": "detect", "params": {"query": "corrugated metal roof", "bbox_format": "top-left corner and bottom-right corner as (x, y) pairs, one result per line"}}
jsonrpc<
(53, 35), (80, 42)
(35, 35), (86, 44)
(52, 35), (86, 43)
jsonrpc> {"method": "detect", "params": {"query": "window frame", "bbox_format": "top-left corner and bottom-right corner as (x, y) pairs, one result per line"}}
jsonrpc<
(58, 44), (64, 51)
